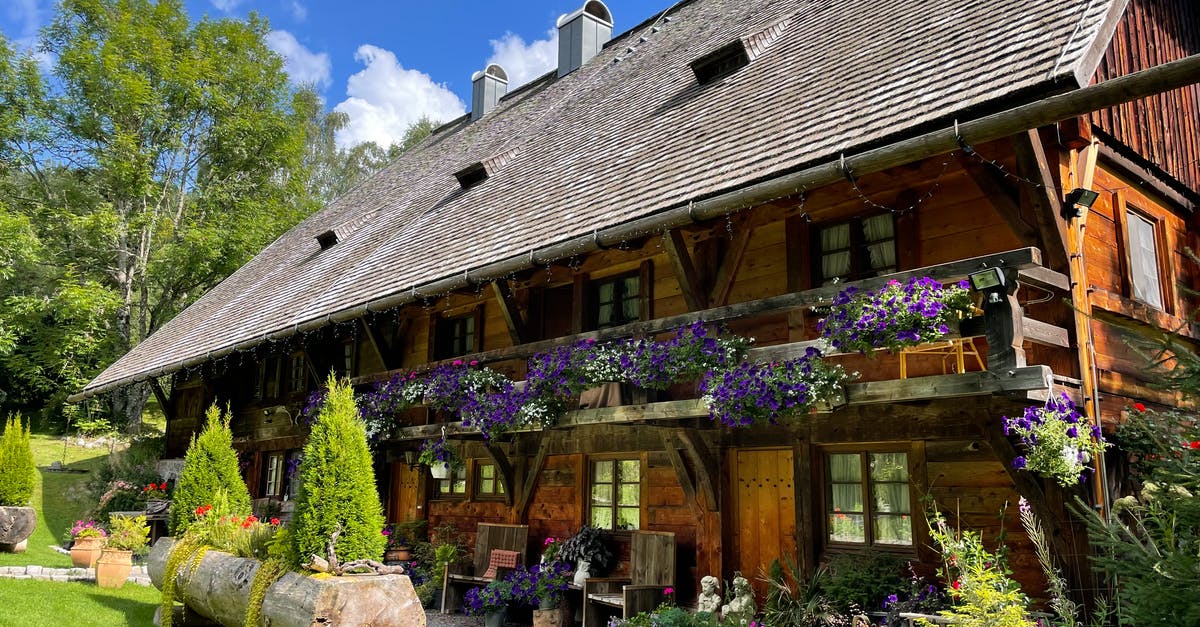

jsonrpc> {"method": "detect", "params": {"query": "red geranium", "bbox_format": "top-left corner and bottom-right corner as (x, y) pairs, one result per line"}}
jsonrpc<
(1134, 402), (1146, 412)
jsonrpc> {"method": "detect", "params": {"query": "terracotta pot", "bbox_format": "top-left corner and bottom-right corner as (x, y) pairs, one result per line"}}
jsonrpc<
(70, 536), (105, 569)
(95, 548), (133, 589)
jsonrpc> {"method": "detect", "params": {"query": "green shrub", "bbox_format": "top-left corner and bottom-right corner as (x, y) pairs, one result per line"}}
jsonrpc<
(169, 404), (251, 535)
(287, 376), (385, 568)
(820, 551), (904, 614)
(0, 414), (36, 506)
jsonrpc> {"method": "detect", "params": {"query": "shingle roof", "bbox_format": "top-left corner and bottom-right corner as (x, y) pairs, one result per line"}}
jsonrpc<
(76, 0), (1122, 399)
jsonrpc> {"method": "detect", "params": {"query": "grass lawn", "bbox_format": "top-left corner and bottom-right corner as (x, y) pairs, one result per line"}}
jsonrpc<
(0, 434), (112, 568)
(0, 578), (159, 626)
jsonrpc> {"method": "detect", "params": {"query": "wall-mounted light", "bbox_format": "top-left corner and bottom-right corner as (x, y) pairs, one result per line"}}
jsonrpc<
(403, 450), (418, 469)
(968, 267), (1008, 304)
(262, 405), (292, 424)
(1062, 188), (1099, 220)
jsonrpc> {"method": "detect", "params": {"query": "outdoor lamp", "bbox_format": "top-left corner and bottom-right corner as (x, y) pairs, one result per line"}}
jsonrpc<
(403, 450), (418, 469)
(968, 267), (1007, 304)
(1062, 188), (1099, 219)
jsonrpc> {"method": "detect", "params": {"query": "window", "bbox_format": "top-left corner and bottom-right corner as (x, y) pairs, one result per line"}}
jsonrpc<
(255, 358), (280, 401)
(434, 313), (477, 359)
(591, 273), (640, 329)
(476, 463), (505, 498)
(284, 449), (303, 499)
(690, 40), (750, 84)
(336, 341), (356, 378)
(825, 451), (912, 547)
(1126, 210), (1164, 310)
(289, 353), (307, 394)
(590, 458), (641, 530)
(263, 452), (284, 498)
(812, 214), (897, 285)
(435, 466), (467, 498)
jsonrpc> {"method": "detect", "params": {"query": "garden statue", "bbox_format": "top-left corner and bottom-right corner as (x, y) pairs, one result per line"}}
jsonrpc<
(721, 575), (756, 626)
(696, 575), (721, 614)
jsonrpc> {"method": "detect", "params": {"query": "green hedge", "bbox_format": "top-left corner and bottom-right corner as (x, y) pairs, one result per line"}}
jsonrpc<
(169, 404), (251, 535)
(0, 414), (35, 506)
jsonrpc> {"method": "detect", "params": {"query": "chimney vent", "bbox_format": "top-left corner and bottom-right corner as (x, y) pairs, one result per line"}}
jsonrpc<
(316, 230), (338, 250)
(471, 64), (508, 121)
(557, 1), (613, 77)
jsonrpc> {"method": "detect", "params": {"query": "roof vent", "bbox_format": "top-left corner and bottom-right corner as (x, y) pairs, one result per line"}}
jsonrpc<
(453, 147), (521, 190)
(690, 41), (750, 84)
(315, 230), (339, 250)
(471, 64), (508, 121)
(556, 0), (613, 77)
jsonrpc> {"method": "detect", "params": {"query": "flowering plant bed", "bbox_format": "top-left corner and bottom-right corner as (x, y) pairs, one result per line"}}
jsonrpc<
(1003, 392), (1107, 486)
(819, 277), (974, 354)
(700, 347), (848, 427)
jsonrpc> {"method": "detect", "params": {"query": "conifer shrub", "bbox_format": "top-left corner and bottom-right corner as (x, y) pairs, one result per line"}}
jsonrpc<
(169, 404), (252, 535)
(0, 414), (36, 506)
(287, 375), (385, 568)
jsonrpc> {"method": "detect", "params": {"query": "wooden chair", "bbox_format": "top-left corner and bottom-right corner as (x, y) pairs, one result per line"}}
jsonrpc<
(583, 530), (675, 627)
(440, 523), (529, 613)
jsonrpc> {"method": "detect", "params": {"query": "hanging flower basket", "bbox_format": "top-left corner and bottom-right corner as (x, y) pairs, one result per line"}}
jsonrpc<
(1003, 392), (1107, 486)
(419, 436), (463, 478)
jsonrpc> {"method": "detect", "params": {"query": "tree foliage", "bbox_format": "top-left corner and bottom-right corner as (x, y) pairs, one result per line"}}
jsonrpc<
(287, 375), (385, 568)
(169, 403), (251, 535)
(0, 413), (36, 506)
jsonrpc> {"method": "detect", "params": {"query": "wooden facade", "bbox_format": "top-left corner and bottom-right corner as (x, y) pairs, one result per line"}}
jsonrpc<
(131, 1), (1200, 615)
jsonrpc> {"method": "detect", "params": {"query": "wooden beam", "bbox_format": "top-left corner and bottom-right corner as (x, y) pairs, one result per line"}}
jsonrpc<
(664, 230), (708, 311)
(708, 226), (753, 307)
(1017, 266), (1070, 292)
(516, 435), (552, 519)
(1022, 317), (1070, 348)
(954, 151), (1040, 244)
(491, 280), (530, 345)
(482, 443), (515, 506)
(676, 428), (719, 512)
(659, 430), (701, 517)
(357, 247), (1048, 384)
(360, 319), (394, 371)
(984, 292), (1027, 371)
(1012, 129), (1071, 273)
(148, 378), (176, 422)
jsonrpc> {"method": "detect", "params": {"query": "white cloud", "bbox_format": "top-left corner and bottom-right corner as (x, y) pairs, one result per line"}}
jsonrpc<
(333, 45), (466, 149)
(266, 30), (331, 89)
(485, 29), (558, 89)
(210, 0), (241, 11)
(287, 0), (307, 21)
(4, 0), (53, 69)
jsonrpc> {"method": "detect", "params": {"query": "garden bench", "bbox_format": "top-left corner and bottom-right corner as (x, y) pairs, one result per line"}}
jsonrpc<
(582, 530), (675, 627)
(440, 523), (528, 613)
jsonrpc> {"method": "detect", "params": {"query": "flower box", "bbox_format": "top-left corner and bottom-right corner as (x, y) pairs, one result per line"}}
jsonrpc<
(148, 537), (425, 627)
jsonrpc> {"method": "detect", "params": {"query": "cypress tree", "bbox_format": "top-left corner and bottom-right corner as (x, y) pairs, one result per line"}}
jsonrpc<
(0, 414), (36, 506)
(288, 375), (385, 568)
(169, 404), (252, 535)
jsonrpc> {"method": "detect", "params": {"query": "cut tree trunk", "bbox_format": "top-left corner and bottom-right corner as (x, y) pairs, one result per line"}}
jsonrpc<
(0, 506), (37, 548)
(148, 538), (425, 627)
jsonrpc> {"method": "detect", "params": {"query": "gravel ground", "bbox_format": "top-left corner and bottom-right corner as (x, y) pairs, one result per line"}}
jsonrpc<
(425, 609), (485, 626)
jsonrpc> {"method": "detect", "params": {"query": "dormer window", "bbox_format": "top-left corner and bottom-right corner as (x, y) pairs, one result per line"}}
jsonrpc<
(315, 230), (338, 250)
(454, 163), (489, 189)
(690, 40), (750, 84)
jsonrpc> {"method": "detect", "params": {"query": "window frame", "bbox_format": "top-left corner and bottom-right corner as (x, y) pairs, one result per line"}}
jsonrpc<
(1117, 196), (1173, 314)
(288, 352), (308, 394)
(589, 271), (642, 330)
(586, 454), (645, 531)
(809, 213), (898, 286)
(818, 444), (919, 554)
(474, 461), (506, 500)
(262, 452), (284, 498)
(432, 464), (468, 501)
(431, 309), (483, 361)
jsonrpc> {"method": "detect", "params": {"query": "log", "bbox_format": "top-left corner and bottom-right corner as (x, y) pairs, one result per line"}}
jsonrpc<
(148, 538), (425, 627)
(0, 506), (37, 547)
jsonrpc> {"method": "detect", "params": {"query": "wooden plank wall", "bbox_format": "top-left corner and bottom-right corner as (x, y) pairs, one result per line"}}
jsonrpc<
(1089, 0), (1200, 195)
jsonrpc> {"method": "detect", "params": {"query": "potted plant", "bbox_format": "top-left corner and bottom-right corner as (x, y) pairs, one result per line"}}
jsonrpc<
(0, 415), (37, 552)
(382, 522), (419, 562)
(97, 514), (149, 588)
(818, 277), (975, 354)
(418, 436), (463, 479)
(68, 519), (108, 568)
(141, 481), (171, 515)
(464, 577), (515, 627)
(557, 525), (615, 586)
(1003, 392), (1108, 486)
(524, 561), (575, 627)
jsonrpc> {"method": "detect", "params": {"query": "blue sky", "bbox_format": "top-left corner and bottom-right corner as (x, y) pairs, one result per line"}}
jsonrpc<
(1, 0), (665, 147)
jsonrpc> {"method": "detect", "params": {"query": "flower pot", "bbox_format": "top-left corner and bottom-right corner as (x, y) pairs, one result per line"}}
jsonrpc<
(484, 608), (507, 627)
(145, 499), (171, 515)
(70, 536), (105, 569)
(429, 464), (449, 479)
(96, 548), (133, 589)
(572, 559), (591, 587)
(0, 506), (37, 548)
(534, 606), (569, 627)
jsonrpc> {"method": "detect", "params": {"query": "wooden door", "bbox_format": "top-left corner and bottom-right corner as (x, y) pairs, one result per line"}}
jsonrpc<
(388, 462), (424, 522)
(728, 447), (796, 599)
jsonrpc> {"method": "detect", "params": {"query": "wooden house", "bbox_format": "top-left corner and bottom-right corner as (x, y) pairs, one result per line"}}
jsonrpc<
(74, 0), (1200, 609)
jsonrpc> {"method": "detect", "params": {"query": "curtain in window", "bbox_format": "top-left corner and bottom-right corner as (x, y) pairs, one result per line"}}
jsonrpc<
(863, 214), (897, 272)
(1127, 214), (1163, 309)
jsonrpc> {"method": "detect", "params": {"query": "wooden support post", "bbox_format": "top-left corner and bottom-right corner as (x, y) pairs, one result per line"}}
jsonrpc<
(359, 319), (394, 371)
(659, 430), (702, 517)
(983, 290), (1027, 371)
(1012, 129), (1071, 272)
(664, 229), (708, 311)
(676, 429), (719, 512)
(491, 280), (529, 345)
(148, 378), (176, 422)
(516, 435), (552, 520)
(483, 443), (515, 507)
